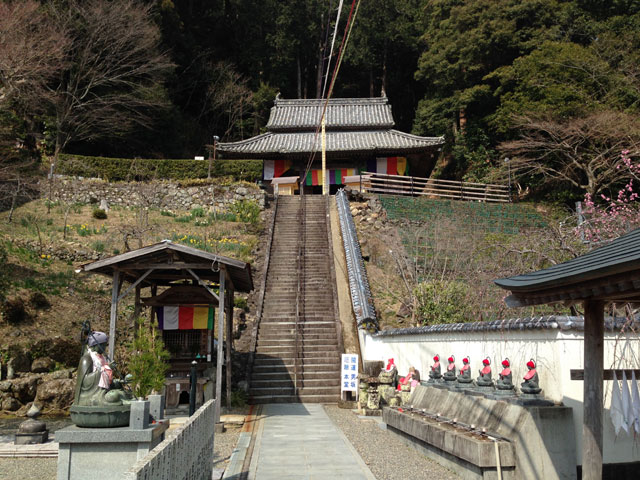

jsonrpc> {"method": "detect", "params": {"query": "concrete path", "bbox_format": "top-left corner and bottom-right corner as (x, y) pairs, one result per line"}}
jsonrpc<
(248, 404), (376, 480)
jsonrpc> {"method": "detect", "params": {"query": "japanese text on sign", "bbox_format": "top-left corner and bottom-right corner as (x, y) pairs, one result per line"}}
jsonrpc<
(341, 354), (359, 392)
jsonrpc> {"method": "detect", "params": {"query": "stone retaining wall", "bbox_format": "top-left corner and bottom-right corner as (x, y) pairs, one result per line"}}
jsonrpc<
(48, 177), (265, 212)
(123, 400), (215, 480)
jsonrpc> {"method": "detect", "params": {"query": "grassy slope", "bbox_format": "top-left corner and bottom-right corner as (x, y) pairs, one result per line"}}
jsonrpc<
(354, 196), (580, 329)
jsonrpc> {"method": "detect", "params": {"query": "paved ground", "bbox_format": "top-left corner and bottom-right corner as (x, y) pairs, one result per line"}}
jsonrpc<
(248, 404), (376, 480)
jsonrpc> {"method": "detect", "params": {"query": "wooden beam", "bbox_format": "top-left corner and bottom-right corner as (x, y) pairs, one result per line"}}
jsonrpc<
(108, 270), (121, 358)
(226, 287), (234, 413)
(215, 271), (225, 425)
(582, 299), (604, 480)
(186, 268), (220, 302)
(120, 262), (217, 270)
(117, 268), (154, 302)
(571, 369), (640, 381)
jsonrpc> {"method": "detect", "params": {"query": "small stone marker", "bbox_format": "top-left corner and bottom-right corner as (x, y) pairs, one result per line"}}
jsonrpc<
(130, 400), (150, 430)
(99, 199), (109, 212)
(15, 418), (48, 445)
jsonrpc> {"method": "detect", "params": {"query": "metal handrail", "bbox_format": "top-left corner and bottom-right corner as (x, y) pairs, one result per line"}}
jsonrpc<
(294, 196), (305, 396)
(336, 189), (378, 331)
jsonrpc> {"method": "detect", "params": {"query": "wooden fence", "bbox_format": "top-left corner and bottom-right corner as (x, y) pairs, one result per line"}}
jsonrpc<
(362, 172), (511, 203)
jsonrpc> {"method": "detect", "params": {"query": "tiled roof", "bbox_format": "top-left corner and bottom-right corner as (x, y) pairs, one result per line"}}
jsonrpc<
(218, 130), (444, 157)
(266, 97), (395, 131)
(373, 316), (637, 336)
(494, 228), (640, 292)
(217, 96), (444, 157)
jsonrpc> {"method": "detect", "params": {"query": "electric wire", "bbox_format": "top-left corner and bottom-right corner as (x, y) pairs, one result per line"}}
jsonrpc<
(302, 0), (362, 185)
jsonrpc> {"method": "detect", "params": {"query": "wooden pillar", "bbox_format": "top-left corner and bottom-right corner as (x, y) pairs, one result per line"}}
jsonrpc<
(134, 284), (141, 320)
(226, 286), (234, 412)
(108, 270), (120, 358)
(583, 299), (604, 480)
(215, 271), (225, 425)
(149, 285), (157, 323)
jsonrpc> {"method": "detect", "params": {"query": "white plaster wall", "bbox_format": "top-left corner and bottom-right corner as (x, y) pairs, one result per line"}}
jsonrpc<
(361, 329), (640, 465)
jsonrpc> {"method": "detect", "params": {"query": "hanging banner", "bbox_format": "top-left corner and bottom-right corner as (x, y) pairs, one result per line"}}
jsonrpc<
(263, 160), (275, 180)
(156, 306), (214, 330)
(376, 157), (387, 174)
(396, 157), (407, 175)
(273, 160), (291, 178)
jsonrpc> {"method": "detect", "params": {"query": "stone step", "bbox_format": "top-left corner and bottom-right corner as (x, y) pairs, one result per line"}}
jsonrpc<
(250, 378), (340, 388)
(249, 386), (340, 397)
(257, 338), (338, 346)
(252, 361), (340, 371)
(249, 394), (339, 404)
(251, 371), (338, 381)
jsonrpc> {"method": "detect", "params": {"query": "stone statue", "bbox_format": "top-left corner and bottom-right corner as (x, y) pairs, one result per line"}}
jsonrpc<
(476, 357), (493, 387)
(521, 359), (542, 394)
(443, 356), (456, 382)
(496, 358), (514, 391)
(456, 357), (472, 384)
(428, 355), (442, 382)
(70, 329), (134, 427)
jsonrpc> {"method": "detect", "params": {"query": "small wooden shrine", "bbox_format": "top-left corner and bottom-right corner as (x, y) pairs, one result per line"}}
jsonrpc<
(77, 240), (253, 422)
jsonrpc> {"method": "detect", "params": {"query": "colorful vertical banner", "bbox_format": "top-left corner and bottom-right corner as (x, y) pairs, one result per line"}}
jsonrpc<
(156, 306), (214, 330)
(305, 168), (359, 185)
(396, 157), (407, 175)
(264, 160), (292, 180)
(263, 160), (275, 180)
(273, 160), (291, 177)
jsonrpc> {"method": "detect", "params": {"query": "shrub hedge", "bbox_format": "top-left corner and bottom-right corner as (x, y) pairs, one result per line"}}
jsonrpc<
(57, 154), (263, 182)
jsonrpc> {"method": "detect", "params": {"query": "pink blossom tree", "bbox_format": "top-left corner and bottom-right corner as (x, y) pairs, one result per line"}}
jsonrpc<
(577, 150), (640, 244)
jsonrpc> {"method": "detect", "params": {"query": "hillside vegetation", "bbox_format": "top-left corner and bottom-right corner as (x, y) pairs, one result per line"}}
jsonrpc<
(0, 194), (263, 364)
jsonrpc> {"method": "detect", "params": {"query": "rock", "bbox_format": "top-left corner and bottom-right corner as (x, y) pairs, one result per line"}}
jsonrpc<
(0, 380), (11, 392)
(2, 396), (20, 411)
(27, 403), (42, 418)
(46, 368), (74, 380)
(8, 353), (31, 374)
(36, 378), (75, 410)
(7, 364), (14, 379)
(236, 187), (248, 196)
(99, 199), (109, 212)
(31, 357), (55, 373)
(378, 384), (396, 404)
(18, 418), (47, 433)
(12, 376), (41, 404)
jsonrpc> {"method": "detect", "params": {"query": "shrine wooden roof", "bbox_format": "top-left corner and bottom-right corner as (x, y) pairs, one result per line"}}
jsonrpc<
(217, 96), (444, 159)
(77, 240), (253, 292)
(494, 228), (640, 306)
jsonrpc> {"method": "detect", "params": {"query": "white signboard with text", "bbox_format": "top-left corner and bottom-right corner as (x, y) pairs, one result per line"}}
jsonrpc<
(341, 353), (359, 399)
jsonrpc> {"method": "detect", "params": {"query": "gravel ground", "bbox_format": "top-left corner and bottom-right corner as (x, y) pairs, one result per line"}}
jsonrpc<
(0, 458), (57, 480)
(324, 405), (460, 480)
(213, 423), (242, 470)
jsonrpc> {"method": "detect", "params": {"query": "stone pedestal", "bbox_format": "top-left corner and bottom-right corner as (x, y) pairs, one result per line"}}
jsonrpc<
(56, 421), (169, 480)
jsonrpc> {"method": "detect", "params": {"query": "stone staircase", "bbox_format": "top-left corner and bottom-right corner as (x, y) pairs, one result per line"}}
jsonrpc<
(250, 195), (342, 403)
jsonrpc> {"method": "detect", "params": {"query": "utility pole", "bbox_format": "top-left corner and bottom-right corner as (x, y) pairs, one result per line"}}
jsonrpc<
(207, 136), (220, 180)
